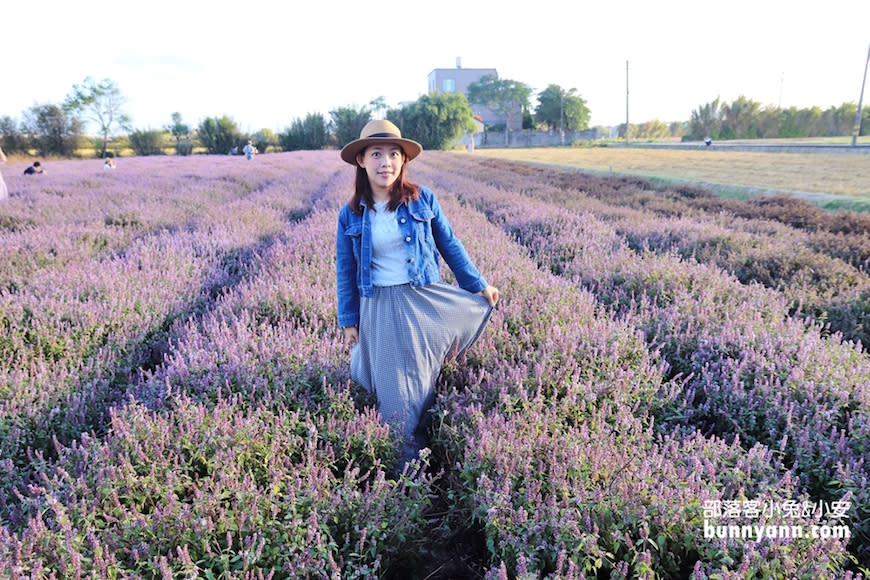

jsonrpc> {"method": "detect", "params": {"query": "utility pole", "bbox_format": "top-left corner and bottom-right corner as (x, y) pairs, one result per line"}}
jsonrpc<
(776, 73), (785, 109)
(625, 60), (630, 144)
(852, 43), (870, 147)
(560, 90), (565, 146)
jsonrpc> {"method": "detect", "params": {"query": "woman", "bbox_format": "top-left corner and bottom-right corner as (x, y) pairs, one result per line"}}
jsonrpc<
(0, 146), (8, 200)
(336, 120), (499, 467)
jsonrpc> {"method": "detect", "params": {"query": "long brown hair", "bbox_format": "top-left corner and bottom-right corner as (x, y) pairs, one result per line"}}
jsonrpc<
(349, 150), (419, 215)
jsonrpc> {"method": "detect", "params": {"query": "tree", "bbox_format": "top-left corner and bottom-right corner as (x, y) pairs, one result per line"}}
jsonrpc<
(23, 104), (84, 156)
(466, 74), (532, 145)
(369, 96), (388, 119)
(0, 116), (29, 154)
(534, 85), (591, 133)
(330, 106), (371, 148)
(279, 119), (305, 151)
(635, 119), (670, 140)
(197, 116), (241, 154)
(721, 95), (762, 139)
(252, 128), (278, 153)
(279, 113), (328, 151)
(686, 97), (723, 141)
(387, 92), (475, 150)
(128, 129), (166, 156)
(165, 112), (193, 155)
(64, 77), (131, 158)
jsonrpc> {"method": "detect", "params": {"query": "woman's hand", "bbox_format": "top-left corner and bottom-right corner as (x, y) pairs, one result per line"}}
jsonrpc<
(480, 285), (500, 307)
(343, 326), (359, 347)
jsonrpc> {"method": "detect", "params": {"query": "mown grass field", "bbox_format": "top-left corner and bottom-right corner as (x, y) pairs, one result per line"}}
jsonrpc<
(475, 146), (870, 211)
(1, 151), (869, 578)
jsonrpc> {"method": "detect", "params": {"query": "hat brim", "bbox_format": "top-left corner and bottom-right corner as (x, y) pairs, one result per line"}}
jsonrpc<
(340, 137), (423, 165)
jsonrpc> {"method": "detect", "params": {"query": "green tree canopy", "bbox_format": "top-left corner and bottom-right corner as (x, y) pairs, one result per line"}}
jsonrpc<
(64, 77), (131, 158)
(24, 104), (84, 157)
(165, 112), (193, 155)
(687, 97), (723, 140)
(466, 74), (532, 144)
(387, 92), (475, 151)
(720, 95), (763, 139)
(197, 116), (241, 154)
(685, 96), (867, 141)
(534, 84), (590, 133)
(279, 113), (328, 151)
(330, 106), (372, 149)
(0, 116), (29, 154)
(252, 128), (278, 153)
(128, 129), (166, 156)
(369, 96), (388, 119)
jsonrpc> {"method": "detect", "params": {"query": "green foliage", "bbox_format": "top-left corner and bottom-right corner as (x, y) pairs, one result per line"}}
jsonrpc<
(387, 92), (475, 150)
(64, 77), (131, 158)
(329, 106), (371, 148)
(165, 112), (192, 155)
(279, 113), (329, 151)
(90, 135), (123, 159)
(521, 107), (534, 130)
(686, 97), (722, 140)
(128, 129), (167, 156)
(686, 96), (870, 141)
(534, 85), (591, 132)
(0, 115), (29, 153)
(621, 119), (671, 140)
(197, 115), (242, 154)
(467, 75), (533, 143)
(252, 128), (277, 153)
(721, 95), (763, 139)
(175, 139), (194, 156)
(23, 104), (84, 157)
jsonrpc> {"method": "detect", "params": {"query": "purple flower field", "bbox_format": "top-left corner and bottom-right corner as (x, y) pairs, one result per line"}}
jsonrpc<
(0, 152), (867, 578)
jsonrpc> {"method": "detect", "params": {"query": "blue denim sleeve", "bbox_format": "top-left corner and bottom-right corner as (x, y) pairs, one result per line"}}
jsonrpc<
(426, 188), (488, 293)
(336, 206), (360, 328)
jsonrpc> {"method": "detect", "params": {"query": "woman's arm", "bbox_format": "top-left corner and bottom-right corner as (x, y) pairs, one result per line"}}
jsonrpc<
(335, 208), (361, 328)
(425, 189), (488, 293)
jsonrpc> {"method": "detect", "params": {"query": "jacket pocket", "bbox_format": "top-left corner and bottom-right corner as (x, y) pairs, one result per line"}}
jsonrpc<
(409, 207), (435, 222)
(344, 223), (362, 262)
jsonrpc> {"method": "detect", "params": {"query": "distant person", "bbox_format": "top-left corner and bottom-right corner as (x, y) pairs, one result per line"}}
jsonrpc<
(23, 161), (44, 175)
(243, 140), (256, 160)
(704, 137), (713, 147)
(103, 158), (116, 170)
(0, 146), (7, 200)
(231, 146), (238, 156)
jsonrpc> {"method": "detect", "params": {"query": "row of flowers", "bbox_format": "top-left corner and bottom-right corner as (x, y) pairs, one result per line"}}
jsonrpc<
(1, 151), (866, 577)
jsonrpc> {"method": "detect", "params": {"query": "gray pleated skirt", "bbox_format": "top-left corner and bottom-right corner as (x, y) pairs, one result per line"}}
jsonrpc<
(351, 281), (492, 458)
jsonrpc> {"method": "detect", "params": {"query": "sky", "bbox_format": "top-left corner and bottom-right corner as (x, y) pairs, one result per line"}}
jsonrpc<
(2, 0), (869, 134)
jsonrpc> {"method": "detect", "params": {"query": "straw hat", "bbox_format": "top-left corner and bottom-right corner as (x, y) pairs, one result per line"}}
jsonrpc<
(340, 119), (423, 164)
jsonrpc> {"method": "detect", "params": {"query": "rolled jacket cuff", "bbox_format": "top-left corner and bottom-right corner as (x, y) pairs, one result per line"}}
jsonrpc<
(462, 277), (488, 294)
(338, 314), (359, 328)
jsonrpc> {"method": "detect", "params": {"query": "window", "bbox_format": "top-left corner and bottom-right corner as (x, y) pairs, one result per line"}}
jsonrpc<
(442, 78), (456, 92)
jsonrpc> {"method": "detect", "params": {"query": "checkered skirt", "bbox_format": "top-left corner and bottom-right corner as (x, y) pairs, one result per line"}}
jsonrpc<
(351, 281), (492, 446)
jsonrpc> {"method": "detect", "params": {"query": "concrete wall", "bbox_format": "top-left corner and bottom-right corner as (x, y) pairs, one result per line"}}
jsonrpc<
(468, 129), (600, 148)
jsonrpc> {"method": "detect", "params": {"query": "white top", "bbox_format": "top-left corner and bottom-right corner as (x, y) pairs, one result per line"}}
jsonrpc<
(370, 201), (411, 287)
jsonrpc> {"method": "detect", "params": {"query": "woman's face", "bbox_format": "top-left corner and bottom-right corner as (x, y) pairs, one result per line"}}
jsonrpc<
(357, 144), (405, 198)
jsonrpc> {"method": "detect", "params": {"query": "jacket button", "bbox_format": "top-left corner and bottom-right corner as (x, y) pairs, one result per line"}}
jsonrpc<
(409, 257), (415, 263)
(405, 236), (411, 242)
(400, 218), (406, 223)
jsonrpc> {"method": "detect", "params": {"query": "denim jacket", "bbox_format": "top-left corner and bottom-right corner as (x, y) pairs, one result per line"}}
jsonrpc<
(336, 185), (488, 328)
